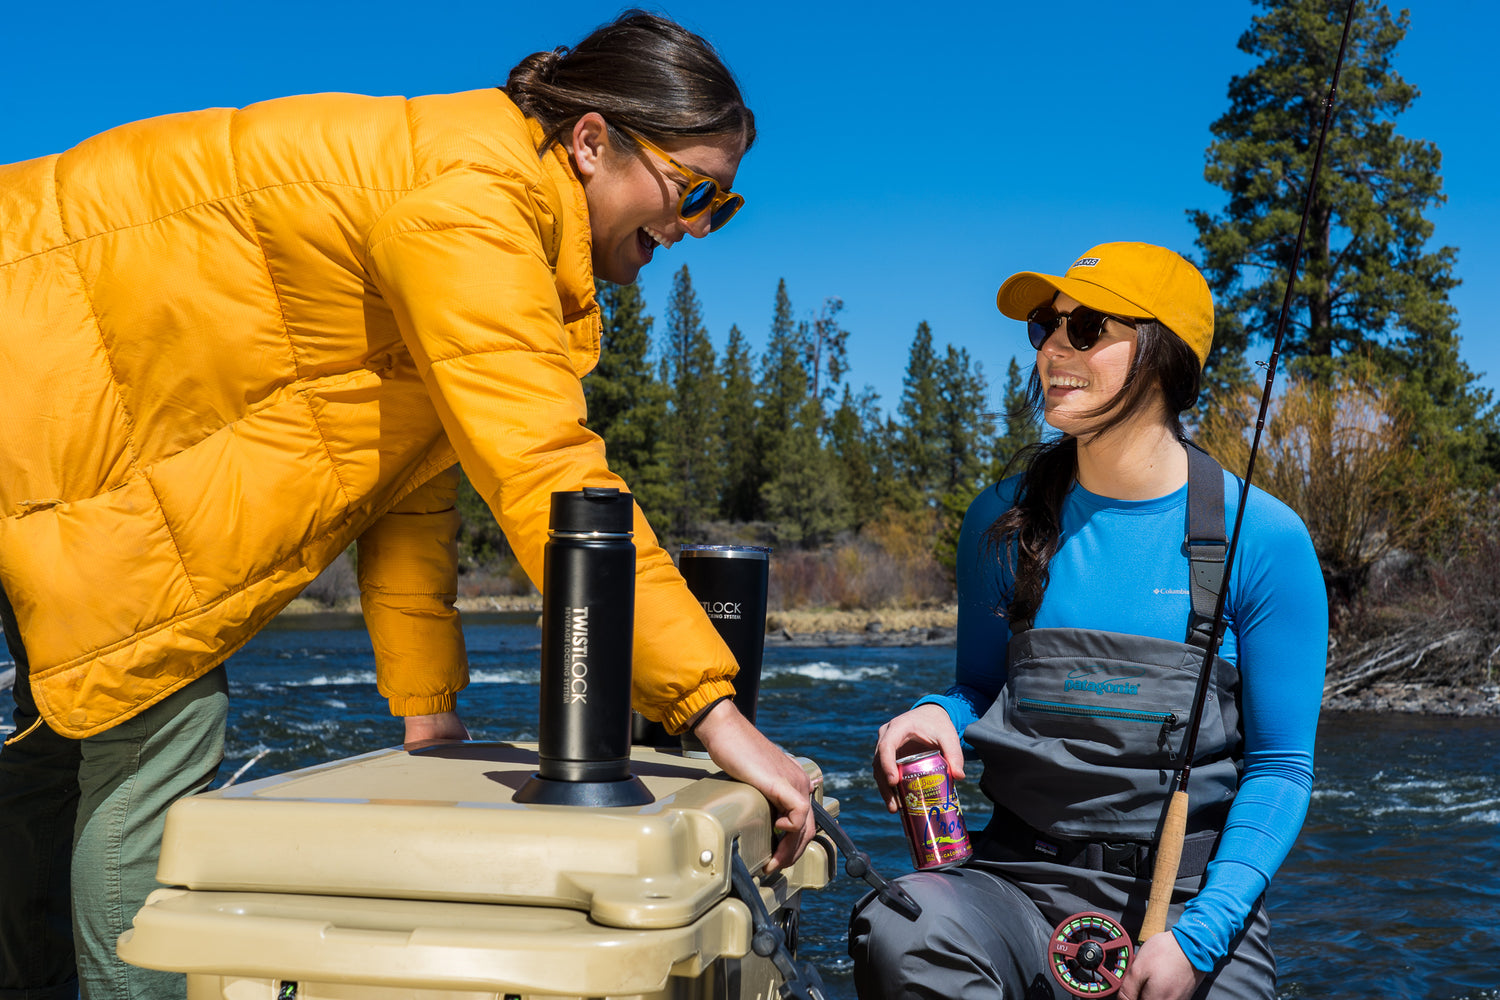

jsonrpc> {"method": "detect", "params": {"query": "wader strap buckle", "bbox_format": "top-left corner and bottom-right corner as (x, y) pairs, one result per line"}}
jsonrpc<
(729, 846), (828, 1000)
(1183, 441), (1228, 649)
(1089, 842), (1148, 878)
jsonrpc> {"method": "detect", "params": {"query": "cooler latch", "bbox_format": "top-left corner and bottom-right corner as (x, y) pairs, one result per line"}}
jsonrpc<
(728, 846), (827, 1000)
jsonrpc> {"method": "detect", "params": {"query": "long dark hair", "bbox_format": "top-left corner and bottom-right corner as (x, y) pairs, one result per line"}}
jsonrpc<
(503, 10), (755, 155)
(986, 320), (1202, 625)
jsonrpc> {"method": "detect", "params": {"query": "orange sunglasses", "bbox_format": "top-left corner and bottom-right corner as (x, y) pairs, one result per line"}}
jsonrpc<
(615, 124), (745, 232)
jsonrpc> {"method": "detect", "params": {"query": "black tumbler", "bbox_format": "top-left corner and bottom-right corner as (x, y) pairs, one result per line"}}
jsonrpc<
(678, 545), (771, 754)
(515, 488), (652, 807)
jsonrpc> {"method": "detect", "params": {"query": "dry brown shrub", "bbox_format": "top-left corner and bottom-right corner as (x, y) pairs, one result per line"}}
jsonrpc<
(302, 550), (358, 608)
(1195, 371), (1455, 609)
(765, 507), (951, 612)
(457, 559), (537, 599)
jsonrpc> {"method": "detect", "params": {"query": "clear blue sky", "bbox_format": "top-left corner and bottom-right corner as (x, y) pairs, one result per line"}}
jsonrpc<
(4, 1), (1494, 416)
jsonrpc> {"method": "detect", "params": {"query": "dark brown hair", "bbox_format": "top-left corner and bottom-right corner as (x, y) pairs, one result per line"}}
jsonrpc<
(986, 319), (1202, 625)
(503, 10), (755, 155)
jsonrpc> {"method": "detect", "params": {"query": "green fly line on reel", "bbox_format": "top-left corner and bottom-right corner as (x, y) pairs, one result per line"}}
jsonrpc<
(1048, 912), (1133, 997)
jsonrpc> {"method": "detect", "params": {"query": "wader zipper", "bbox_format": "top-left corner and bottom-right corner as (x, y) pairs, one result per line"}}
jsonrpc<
(1018, 698), (1179, 760)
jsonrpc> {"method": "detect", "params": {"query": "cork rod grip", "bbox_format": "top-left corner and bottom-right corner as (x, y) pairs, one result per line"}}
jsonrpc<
(1139, 788), (1189, 940)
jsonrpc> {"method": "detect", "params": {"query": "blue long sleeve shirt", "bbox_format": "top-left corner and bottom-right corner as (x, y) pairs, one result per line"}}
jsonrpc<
(917, 470), (1328, 970)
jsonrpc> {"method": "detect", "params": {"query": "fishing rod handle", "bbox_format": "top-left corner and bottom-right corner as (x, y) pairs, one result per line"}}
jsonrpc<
(1140, 789), (1189, 939)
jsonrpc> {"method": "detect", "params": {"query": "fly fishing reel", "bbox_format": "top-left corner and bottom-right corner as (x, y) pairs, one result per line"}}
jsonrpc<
(1047, 911), (1133, 997)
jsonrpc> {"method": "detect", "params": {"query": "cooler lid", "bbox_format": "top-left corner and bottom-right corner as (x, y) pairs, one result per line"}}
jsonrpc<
(156, 742), (831, 930)
(118, 886), (756, 994)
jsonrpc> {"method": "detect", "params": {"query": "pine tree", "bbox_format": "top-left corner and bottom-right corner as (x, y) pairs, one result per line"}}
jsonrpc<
(761, 397), (848, 546)
(757, 279), (803, 446)
(754, 279), (809, 519)
(991, 357), (1041, 479)
(586, 280), (672, 517)
(755, 279), (847, 543)
(894, 321), (947, 510)
(802, 297), (850, 405)
(718, 324), (760, 522)
(934, 346), (992, 498)
(659, 265), (722, 536)
(828, 384), (892, 531)
(932, 346), (993, 571)
(1192, 0), (1496, 482)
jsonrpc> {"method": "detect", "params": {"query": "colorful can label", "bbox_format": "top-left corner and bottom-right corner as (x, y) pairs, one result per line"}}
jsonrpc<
(897, 750), (973, 870)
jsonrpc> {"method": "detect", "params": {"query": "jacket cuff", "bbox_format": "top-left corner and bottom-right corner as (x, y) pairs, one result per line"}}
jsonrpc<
(388, 693), (458, 717)
(657, 679), (738, 736)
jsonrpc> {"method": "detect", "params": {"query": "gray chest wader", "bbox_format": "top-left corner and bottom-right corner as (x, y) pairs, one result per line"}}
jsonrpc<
(964, 445), (1246, 923)
(850, 450), (1277, 1000)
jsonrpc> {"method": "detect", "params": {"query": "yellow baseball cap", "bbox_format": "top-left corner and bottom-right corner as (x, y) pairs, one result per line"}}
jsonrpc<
(996, 242), (1214, 368)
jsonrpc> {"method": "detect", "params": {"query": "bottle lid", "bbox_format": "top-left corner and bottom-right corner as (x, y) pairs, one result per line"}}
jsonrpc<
(549, 488), (634, 534)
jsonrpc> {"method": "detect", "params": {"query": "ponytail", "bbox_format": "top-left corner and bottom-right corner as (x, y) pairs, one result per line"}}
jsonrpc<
(503, 10), (755, 154)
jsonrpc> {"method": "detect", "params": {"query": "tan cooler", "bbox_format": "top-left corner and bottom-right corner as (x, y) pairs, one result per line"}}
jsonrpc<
(117, 741), (837, 1000)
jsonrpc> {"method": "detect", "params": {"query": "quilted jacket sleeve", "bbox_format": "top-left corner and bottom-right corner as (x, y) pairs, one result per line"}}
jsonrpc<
(357, 465), (468, 716)
(364, 165), (737, 733)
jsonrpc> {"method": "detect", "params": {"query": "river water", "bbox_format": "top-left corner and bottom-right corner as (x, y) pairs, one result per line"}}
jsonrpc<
(6, 616), (1497, 998)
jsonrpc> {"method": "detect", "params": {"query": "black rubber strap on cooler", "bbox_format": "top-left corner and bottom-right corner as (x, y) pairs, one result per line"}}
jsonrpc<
(1183, 441), (1227, 649)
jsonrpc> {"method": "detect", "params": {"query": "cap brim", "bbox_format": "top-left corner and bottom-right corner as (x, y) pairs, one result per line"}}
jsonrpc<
(996, 272), (1158, 323)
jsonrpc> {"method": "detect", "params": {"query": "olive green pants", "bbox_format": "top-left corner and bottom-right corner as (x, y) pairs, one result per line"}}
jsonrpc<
(1, 585), (227, 1000)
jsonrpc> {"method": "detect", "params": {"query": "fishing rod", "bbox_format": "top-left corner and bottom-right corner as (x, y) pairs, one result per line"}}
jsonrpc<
(1047, 2), (1358, 994)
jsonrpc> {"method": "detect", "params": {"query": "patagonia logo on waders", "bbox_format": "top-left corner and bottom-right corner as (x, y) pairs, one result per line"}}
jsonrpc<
(1062, 665), (1145, 697)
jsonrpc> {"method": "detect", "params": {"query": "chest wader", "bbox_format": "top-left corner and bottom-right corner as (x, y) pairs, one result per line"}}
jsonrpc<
(965, 445), (1244, 923)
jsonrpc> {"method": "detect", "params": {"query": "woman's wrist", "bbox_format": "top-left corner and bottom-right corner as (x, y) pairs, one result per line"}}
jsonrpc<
(686, 696), (732, 734)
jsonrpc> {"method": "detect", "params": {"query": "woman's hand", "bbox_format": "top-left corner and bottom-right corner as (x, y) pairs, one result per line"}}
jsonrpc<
(873, 703), (964, 812)
(1118, 931), (1205, 1000)
(402, 710), (471, 747)
(691, 699), (816, 875)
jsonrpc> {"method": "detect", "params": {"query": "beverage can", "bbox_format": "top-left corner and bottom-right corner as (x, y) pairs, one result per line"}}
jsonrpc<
(897, 750), (973, 870)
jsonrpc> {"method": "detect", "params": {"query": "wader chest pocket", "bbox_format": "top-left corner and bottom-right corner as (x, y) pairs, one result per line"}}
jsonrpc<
(1016, 698), (1180, 761)
(967, 628), (1241, 840)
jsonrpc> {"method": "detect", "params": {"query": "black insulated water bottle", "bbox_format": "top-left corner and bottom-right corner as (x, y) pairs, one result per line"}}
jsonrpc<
(514, 487), (652, 807)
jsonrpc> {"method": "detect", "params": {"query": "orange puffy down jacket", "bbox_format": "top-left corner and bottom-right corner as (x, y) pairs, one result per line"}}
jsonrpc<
(0, 88), (737, 738)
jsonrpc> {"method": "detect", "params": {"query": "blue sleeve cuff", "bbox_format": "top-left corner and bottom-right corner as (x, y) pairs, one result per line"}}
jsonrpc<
(911, 686), (987, 744)
(1171, 860), (1269, 970)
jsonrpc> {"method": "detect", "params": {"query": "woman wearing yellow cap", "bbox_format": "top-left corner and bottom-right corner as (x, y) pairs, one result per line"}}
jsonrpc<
(852, 243), (1327, 999)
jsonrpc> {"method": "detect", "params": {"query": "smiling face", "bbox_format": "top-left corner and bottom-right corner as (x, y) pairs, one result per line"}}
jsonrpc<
(1035, 291), (1146, 438)
(569, 114), (745, 285)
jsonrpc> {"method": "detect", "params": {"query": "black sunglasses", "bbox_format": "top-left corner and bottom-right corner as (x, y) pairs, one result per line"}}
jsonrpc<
(1027, 302), (1136, 351)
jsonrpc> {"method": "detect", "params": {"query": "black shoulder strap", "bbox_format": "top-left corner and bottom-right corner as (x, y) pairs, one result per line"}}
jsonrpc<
(1184, 441), (1227, 648)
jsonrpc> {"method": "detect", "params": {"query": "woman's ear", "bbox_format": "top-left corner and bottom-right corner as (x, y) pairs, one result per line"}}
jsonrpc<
(570, 112), (608, 178)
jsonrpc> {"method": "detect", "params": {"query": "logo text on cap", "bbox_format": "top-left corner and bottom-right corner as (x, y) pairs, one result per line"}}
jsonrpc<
(1073, 257), (1100, 268)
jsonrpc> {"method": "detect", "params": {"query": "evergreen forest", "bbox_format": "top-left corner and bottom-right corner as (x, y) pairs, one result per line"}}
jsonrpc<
(377, 0), (1500, 700)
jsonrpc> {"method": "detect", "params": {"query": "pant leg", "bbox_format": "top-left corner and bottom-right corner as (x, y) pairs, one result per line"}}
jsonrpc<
(0, 585), (81, 1000)
(973, 859), (1277, 1000)
(850, 860), (1275, 1000)
(72, 668), (227, 1000)
(850, 867), (1058, 1000)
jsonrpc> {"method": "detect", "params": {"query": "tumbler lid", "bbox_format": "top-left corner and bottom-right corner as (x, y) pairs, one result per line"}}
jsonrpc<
(549, 488), (634, 534)
(679, 544), (771, 560)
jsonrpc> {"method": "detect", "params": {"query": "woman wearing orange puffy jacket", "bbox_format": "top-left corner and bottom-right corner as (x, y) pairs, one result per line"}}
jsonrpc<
(0, 12), (814, 999)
